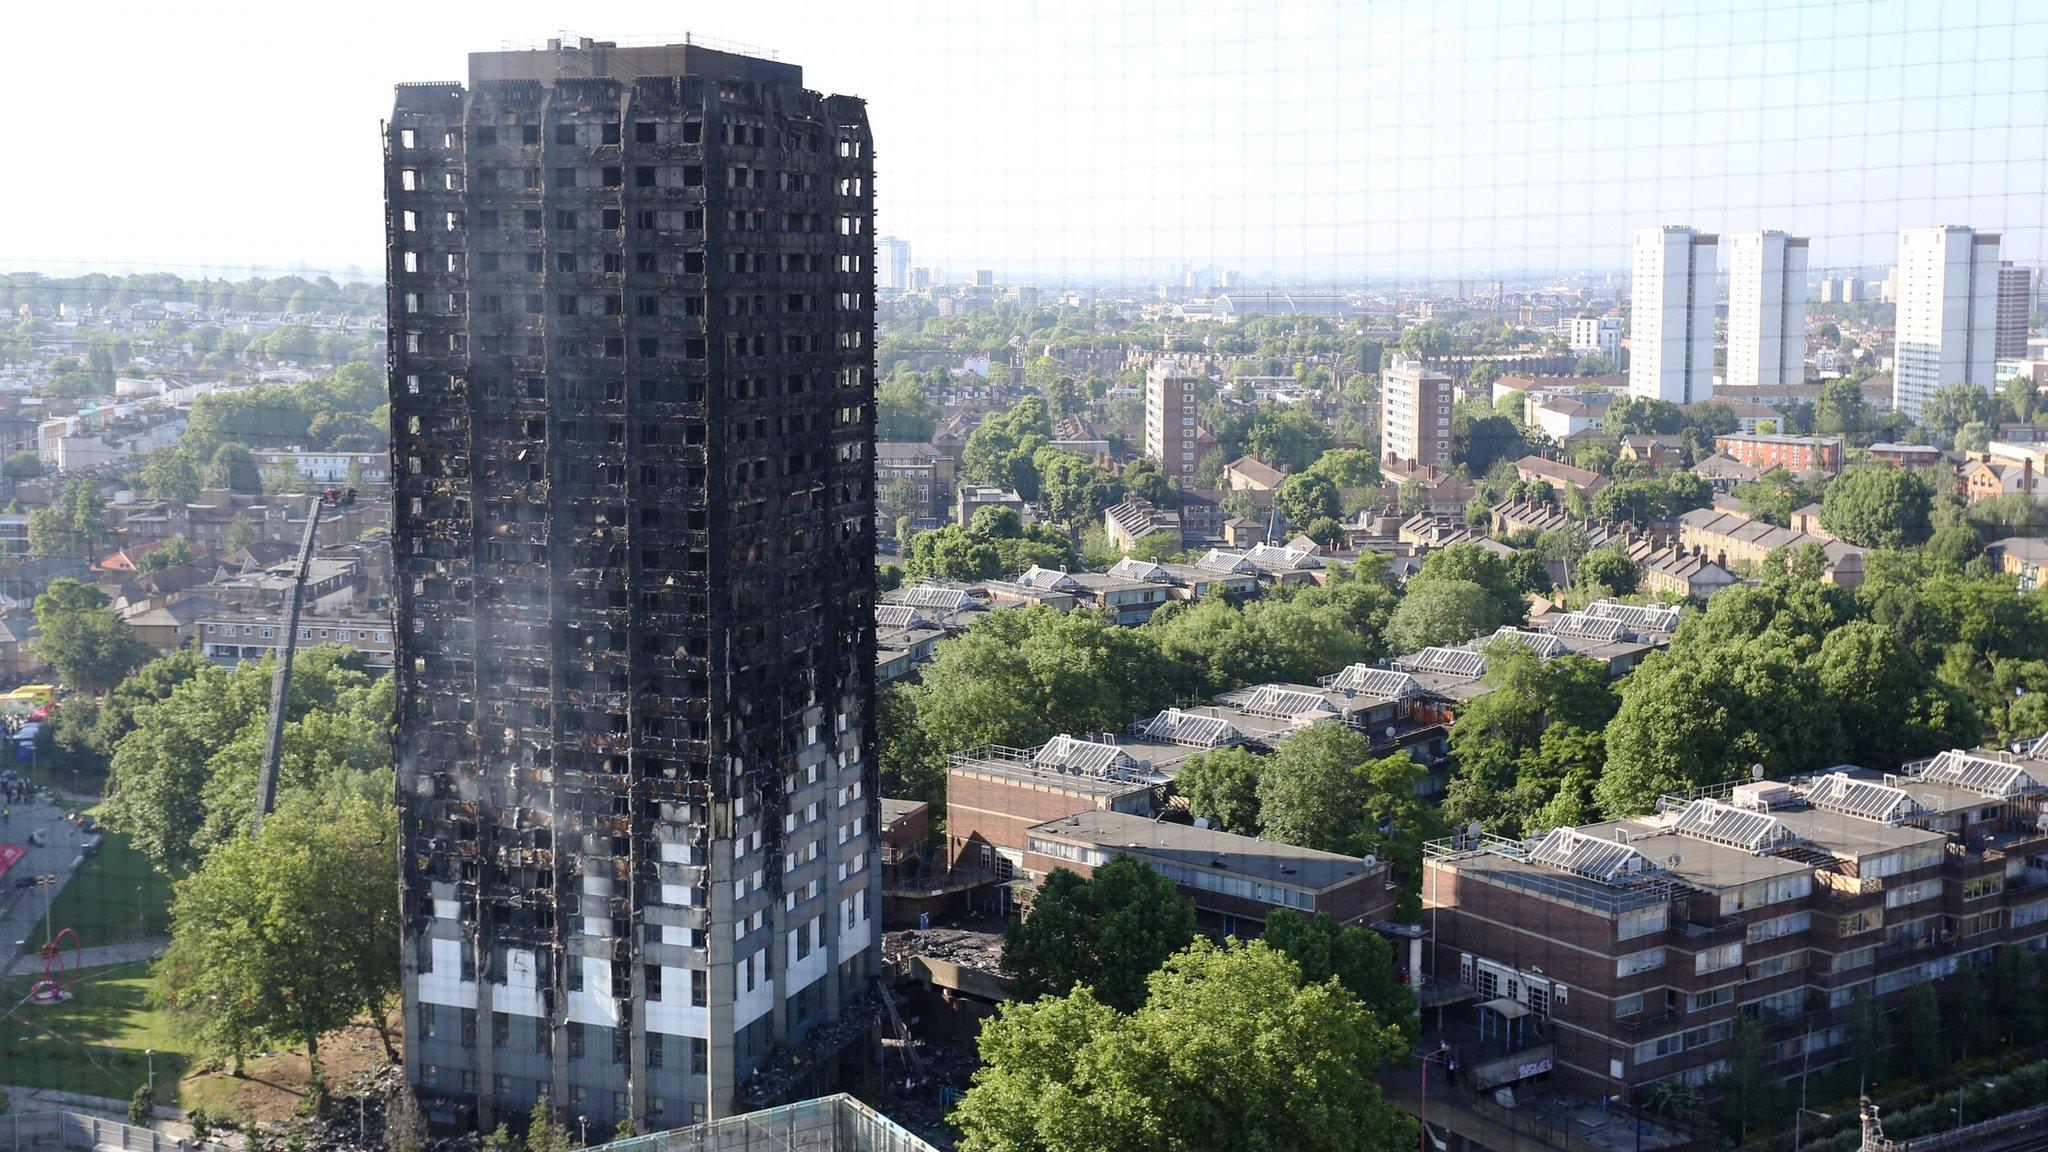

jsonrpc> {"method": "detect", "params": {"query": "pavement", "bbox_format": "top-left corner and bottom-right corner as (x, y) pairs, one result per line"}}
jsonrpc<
(0, 794), (97, 965)
(0, 1082), (217, 1142)
(4, 938), (167, 979)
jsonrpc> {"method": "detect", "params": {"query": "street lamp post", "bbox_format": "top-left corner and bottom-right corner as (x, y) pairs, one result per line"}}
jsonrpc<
(145, 1049), (155, 1097)
(1417, 1048), (1452, 1151)
(1793, 1107), (1832, 1152)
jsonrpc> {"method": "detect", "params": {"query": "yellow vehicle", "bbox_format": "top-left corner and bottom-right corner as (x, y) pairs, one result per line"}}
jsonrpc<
(0, 685), (53, 716)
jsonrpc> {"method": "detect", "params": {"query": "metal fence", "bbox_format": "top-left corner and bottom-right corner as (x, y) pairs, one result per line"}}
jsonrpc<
(585, 1096), (937, 1152)
(0, 1112), (224, 1152)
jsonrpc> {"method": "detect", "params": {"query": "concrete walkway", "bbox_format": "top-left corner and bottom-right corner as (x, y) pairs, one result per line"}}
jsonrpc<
(5, 938), (166, 978)
(2, 1083), (195, 1135)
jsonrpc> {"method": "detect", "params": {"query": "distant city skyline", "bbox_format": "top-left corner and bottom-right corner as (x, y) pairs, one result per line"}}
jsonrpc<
(4, 0), (2045, 281)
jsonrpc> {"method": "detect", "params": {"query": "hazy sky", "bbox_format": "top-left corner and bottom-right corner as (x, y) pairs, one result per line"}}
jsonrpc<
(5, 0), (2044, 283)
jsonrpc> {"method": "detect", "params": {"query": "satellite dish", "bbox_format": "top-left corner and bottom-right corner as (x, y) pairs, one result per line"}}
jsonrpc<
(1466, 821), (1483, 838)
(1751, 763), (1765, 780)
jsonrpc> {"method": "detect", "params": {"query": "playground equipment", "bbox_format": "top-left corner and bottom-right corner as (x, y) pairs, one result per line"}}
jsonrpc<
(27, 926), (79, 1003)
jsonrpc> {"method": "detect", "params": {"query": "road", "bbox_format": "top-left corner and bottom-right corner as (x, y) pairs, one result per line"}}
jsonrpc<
(0, 794), (94, 964)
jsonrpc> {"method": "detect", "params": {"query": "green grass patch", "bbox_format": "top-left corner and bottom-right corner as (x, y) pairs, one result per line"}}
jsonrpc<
(39, 825), (175, 948)
(0, 960), (193, 1105)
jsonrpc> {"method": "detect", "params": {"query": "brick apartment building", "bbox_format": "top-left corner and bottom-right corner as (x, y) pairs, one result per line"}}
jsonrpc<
(1712, 433), (1845, 475)
(1024, 809), (1396, 937)
(1144, 358), (1215, 480)
(945, 738), (1162, 879)
(1421, 742), (2048, 1104)
(875, 441), (957, 529)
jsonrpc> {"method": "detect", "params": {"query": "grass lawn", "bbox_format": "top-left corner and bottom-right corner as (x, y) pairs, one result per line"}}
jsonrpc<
(0, 960), (193, 1104)
(42, 826), (175, 948)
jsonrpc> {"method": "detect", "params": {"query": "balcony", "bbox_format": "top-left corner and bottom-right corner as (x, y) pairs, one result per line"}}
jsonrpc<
(1674, 912), (1744, 943)
(1814, 870), (1884, 903)
(1616, 1006), (1681, 1032)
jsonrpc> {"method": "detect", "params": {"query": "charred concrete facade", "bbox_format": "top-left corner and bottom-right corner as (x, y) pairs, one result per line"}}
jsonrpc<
(385, 40), (878, 1133)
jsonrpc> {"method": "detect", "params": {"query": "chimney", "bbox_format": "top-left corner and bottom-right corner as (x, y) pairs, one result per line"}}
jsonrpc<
(2028, 457), (2036, 497)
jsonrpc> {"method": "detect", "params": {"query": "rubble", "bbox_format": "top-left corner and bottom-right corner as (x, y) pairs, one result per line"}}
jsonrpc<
(882, 927), (1005, 974)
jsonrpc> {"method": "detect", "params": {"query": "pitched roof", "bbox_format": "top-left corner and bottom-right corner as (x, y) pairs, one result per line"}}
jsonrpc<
(1225, 456), (1289, 488)
(1516, 455), (1609, 492)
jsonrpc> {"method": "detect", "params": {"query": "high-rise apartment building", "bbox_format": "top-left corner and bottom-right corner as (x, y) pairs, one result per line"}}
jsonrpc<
(385, 39), (879, 1131)
(1997, 260), (2032, 360)
(1628, 226), (1718, 404)
(1567, 315), (1621, 365)
(875, 236), (910, 294)
(1725, 231), (1808, 391)
(1144, 358), (1209, 479)
(1894, 226), (2000, 421)
(1380, 357), (1452, 467)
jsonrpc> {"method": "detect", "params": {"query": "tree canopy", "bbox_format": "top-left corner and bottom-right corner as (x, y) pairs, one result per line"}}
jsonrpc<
(1818, 464), (1933, 549)
(33, 578), (153, 692)
(103, 646), (394, 872)
(956, 939), (1414, 1152)
(152, 771), (399, 1073)
(1001, 856), (1198, 1012)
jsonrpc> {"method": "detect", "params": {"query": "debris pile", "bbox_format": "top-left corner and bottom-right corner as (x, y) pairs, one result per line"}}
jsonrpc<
(882, 927), (1005, 974)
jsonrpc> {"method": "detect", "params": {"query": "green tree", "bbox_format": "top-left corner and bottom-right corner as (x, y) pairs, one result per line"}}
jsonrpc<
(1710, 1011), (1778, 1141)
(880, 477), (921, 524)
(1603, 396), (1686, 436)
(1253, 724), (1444, 913)
(1992, 943), (2044, 1048)
(1816, 620), (1974, 767)
(1122, 458), (1173, 507)
(1408, 543), (1526, 629)
(139, 450), (203, 503)
(2, 449), (42, 479)
(138, 536), (196, 574)
(152, 772), (400, 1075)
(1939, 959), (1990, 1062)
(1444, 647), (1616, 837)
(33, 578), (152, 692)
(1272, 472), (1340, 528)
(876, 371), (938, 441)
(1246, 405), (1334, 472)
(1574, 547), (1638, 596)
(223, 513), (260, 552)
(1597, 639), (1837, 816)
(1686, 400), (1740, 439)
(897, 608), (1187, 782)
(1305, 448), (1381, 489)
(1811, 378), (1869, 438)
(524, 1097), (573, 1152)
(29, 477), (109, 560)
(1258, 908), (1416, 1042)
(1819, 464), (1932, 549)
(962, 397), (1053, 496)
(1255, 722), (1378, 855)
(1920, 382), (1999, 445)
(1032, 448), (1123, 527)
(1894, 982), (1943, 1080)
(1175, 745), (1263, 834)
(54, 648), (209, 771)
(1384, 578), (1493, 652)
(1845, 988), (1890, 1086)
(1001, 856), (1198, 1012)
(956, 939), (1414, 1152)
(104, 647), (392, 871)
(207, 443), (262, 492)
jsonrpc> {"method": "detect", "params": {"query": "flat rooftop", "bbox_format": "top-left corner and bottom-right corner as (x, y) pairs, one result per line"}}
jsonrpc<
(470, 39), (801, 87)
(1029, 809), (1385, 893)
(947, 742), (1162, 795)
(1573, 817), (1811, 891)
